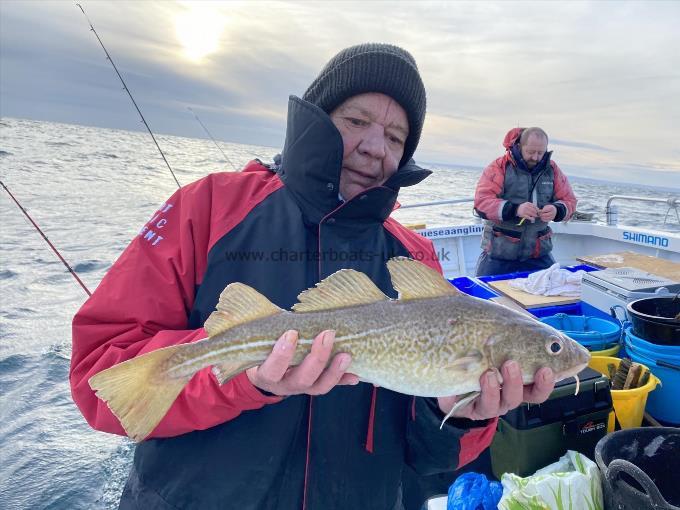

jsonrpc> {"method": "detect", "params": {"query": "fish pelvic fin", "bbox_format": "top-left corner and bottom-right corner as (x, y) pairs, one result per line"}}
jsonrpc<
(292, 269), (389, 313)
(440, 391), (480, 429)
(88, 344), (191, 442)
(212, 360), (260, 385)
(204, 283), (283, 337)
(387, 257), (460, 301)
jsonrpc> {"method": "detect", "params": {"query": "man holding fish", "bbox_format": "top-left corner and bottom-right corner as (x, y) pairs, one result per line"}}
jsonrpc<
(71, 43), (587, 510)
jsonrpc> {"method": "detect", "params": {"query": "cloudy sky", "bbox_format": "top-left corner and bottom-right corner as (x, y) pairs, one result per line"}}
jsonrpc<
(1, 0), (679, 187)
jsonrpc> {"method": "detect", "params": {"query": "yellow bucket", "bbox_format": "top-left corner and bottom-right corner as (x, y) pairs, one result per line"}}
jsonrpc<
(589, 356), (660, 432)
(591, 343), (620, 357)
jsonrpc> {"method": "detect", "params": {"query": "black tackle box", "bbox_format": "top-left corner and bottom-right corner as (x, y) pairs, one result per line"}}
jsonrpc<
(490, 366), (612, 478)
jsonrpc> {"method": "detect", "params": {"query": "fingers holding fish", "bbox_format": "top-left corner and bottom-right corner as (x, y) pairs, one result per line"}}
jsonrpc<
(291, 330), (337, 389)
(246, 330), (358, 397)
(309, 352), (360, 393)
(285, 330), (352, 395)
(521, 367), (555, 404)
(288, 330), (359, 393)
(457, 367), (505, 421)
(444, 362), (555, 422)
(246, 330), (299, 394)
(497, 361), (524, 414)
(437, 369), (501, 422)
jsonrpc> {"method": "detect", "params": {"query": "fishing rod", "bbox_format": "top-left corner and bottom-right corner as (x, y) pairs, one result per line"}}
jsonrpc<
(187, 107), (237, 171)
(2, 6), (185, 299)
(76, 3), (181, 188)
(1, 179), (92, 296)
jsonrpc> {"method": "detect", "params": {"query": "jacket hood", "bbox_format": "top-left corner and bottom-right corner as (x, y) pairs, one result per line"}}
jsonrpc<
(502, 127), (524, 150)
(277, 95), (431, 224)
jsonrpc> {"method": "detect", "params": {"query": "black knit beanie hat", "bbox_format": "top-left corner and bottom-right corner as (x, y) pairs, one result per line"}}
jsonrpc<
(302, 43), (426, 166)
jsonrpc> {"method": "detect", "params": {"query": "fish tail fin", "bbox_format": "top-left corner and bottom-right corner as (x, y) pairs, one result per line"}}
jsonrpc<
(88, 344), (190, 442)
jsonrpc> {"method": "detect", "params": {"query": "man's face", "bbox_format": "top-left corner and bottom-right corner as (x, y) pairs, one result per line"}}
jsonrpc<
(520, 134), (548, 169)
(330, 93), (409, 201)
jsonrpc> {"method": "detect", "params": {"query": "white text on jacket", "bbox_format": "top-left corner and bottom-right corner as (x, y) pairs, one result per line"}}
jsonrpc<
(139, 202), (174, 246)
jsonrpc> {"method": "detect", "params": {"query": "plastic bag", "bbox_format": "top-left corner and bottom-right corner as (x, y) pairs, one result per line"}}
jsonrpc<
(498, 450), (604, 510)
(446, 472), (502, 510)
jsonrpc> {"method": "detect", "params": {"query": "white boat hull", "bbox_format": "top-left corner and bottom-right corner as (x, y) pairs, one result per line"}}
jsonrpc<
(417, 221), (680, 279)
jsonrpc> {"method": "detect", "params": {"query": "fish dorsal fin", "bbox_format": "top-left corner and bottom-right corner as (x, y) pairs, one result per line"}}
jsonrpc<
(292, 269), (389, 313)
(387, 257), (460, 300)
(204, 283), (283, 337)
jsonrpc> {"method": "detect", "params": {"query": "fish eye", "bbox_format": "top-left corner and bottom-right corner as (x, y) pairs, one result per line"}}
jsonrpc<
(546, 336), (563, 355)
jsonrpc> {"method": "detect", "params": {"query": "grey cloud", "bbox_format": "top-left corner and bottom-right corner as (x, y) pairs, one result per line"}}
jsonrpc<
(551, 139), (620, 153)
(2, 0), (680, 189)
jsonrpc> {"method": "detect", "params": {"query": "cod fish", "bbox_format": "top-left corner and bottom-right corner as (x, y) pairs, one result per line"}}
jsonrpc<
(89, 257), (590, 442)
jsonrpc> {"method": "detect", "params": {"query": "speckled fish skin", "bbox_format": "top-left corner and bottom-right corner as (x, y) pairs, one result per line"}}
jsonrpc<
(165, 294), (591, 397)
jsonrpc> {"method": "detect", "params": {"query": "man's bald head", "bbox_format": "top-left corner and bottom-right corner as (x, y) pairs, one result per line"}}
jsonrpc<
(520, 127), (548, 147)
(519, 127), (549, 169)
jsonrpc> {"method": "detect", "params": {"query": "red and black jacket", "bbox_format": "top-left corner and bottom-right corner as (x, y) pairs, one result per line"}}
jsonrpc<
(70, 96), (496, 510)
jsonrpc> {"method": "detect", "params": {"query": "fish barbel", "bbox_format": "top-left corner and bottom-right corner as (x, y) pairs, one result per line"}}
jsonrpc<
(89, 258), (590, 441)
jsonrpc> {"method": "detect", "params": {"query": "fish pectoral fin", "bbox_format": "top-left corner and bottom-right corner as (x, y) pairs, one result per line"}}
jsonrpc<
(386, 257), (461, 301)
(292, 269), (389, 313)
(204, 283), (284, 337)
(212, 360), (260, 385)
(447, 351), (484, 373)
(440, 391), (480, 429)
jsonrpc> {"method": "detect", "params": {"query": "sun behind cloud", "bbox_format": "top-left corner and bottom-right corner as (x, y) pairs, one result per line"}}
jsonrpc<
(174, 3), (226, 63)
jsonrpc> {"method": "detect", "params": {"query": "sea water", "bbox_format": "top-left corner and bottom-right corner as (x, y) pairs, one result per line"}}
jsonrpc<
(1, 117), (678, 509)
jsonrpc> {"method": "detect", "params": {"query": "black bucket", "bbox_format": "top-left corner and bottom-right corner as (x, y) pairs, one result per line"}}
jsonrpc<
(626, 296), (680, 346)
(595, 427), (680, 510)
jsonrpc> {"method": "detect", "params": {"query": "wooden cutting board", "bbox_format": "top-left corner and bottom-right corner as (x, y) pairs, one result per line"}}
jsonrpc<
(577, 251), (680, 282)
(489, 295), (535, 316)
(487, 279), (580, 309)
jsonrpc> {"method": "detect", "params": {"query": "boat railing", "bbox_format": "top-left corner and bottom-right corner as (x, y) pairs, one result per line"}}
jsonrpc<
(398, 198), (474, 209)
(398, 195), (680, 230)
(605, 195), (680, 226)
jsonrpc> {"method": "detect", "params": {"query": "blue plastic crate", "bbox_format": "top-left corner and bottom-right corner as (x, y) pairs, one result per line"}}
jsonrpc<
(528, 302), (619, 324)
(477, 264), (598, 284)
(449, 276), (499, 299)
(529, 303), (583, 318)
(449, 266), (622, 330)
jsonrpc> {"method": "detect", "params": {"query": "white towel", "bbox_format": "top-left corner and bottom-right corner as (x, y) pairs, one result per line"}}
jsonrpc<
(508, 263), (586, 297)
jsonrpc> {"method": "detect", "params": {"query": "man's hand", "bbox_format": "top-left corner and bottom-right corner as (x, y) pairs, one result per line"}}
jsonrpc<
(246, 330), (359, 396)
(437, 361), (555, 421)
(538, 204), (557, 222)
(517, 202), (539, 223)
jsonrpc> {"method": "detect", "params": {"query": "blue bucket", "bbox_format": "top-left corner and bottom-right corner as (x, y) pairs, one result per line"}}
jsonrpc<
(624, 326), (680, 425)
(540, 314), (621, 351)
(623, 326), (680, 357)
